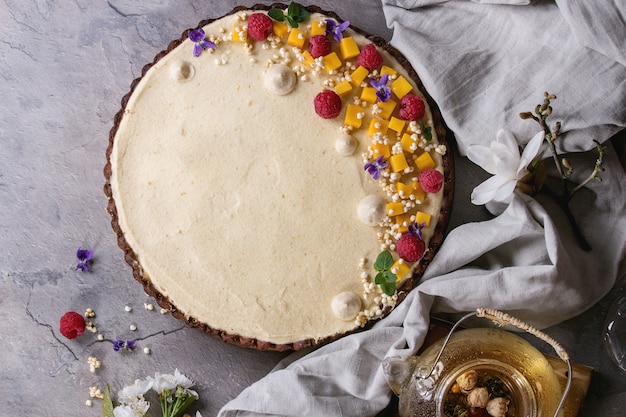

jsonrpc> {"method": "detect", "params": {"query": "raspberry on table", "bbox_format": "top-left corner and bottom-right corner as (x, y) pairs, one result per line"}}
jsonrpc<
(314, 90), (343, 119)
(418, 169), (444, 193)
(399, 93), (425, 121)
(247, 13), (274, 41)
(356, 44), (383, 71)
(308, 35), (333, 58)
(396, 233), (425, 262)
(59, 311), (86, 339)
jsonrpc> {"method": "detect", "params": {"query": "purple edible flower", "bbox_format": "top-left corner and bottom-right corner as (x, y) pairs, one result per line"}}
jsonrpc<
(188, 28), (216, 57)
(364, 155), (388, 180)
(408, 221), (426, 240)
(113, 339), (136, 352)
(76, 248), (93, 272)
(370, 73), (391, 102)
(325, 19), (350, 42)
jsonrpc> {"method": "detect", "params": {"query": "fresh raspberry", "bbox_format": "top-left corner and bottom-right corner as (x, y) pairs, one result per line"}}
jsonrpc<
(308, 35), (333, 58)
(418, 169), (444, 193)
(356, 44), (383, 71)
(314, 90), (342, 119)
(247, 13), (274, 41)
(396, 233), (425, 262)
(398, 93), (425, 121)
(59, 311), (86, 339)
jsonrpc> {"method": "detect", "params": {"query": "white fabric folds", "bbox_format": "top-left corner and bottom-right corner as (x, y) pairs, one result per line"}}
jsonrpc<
(219, 1), (626, 416)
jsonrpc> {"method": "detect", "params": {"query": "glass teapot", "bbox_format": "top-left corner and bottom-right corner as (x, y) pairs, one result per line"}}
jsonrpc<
(383, 308), (572, 417)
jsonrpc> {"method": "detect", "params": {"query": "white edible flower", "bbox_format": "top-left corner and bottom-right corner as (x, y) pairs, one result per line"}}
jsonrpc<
(147, 372), (177, 394)
(117, 379), (153, 404)
(113, 401), (149, 417)
(486, 397), (510, 417)
(467, 129), (544, 206)
(467, 387), (490, 408)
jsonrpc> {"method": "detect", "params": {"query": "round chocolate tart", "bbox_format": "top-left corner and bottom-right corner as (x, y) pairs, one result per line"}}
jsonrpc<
(104, 3), (454, 351)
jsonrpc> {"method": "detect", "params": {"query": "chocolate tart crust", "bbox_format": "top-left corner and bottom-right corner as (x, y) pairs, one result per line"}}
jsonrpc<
(103, 3), (454, 351)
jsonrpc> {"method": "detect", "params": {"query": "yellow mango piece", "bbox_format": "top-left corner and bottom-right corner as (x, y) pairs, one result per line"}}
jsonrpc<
(415, 152), (436, 170)
(394, 213), (412, 234)
(371, 143), (391, 159)
(300, 50), (315, 67)
(415, 211), (432, 227)
(410, 181), (426, 202)
(287, 28), (306, 49)
(388, 117), (406, 134)
(390, 153), (409, 172)
(381, 65), (398, 78)
(232, 24), (248, 42)
(360, 87), (378, 104)
(401, 132), (418, 154)
(310, 21), (326, 36)
(344, 104), (365, 129)
(377, 99), (397, 120)
(396, 182), (413, 197)
(367, 119), (389, 137)
(350, 66), (369, 87)
(334, 80), (353, 97)
(393, 259), (411, 282)
(272, 21), (289, 39)
(323, 52), (342, 72)
(339, 37), (360, 60)
(386, 202), (405, 217)
(391, 75), (413, 99)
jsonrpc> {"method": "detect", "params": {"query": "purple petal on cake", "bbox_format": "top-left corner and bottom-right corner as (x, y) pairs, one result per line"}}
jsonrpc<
(364, 156), (388, 180)
(113, 339), (125, 352)
(76, 248), (93, 261)
(325, 19), (350, 42)
(188, 28), (216, 57)
(408, 221), (426, 239)
(370, 74), (391, 102)
(125, 340), (137, 350)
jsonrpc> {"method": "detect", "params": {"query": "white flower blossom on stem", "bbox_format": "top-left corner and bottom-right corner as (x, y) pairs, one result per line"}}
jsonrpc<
(467, 129), (544, 206)
(117, 379), (153, 404)
(112, 398), (150, 417)
(147, 372), (177, 394)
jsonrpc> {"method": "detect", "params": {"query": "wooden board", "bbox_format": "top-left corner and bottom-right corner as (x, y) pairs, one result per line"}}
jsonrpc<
(378, 318), (593, 417)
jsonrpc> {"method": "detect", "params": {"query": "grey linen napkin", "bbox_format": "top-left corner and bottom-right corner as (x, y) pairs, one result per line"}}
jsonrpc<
(218, 1), (626, 415)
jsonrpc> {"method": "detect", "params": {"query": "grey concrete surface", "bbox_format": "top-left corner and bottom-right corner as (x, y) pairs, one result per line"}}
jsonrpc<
(1, 1), (624, 416)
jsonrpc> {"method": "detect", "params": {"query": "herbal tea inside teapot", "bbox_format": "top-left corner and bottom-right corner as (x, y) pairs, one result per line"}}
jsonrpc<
(383, 309), (571, 417)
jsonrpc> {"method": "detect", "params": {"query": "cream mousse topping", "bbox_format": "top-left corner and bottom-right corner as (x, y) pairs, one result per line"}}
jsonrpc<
(109, 9), (445, 345)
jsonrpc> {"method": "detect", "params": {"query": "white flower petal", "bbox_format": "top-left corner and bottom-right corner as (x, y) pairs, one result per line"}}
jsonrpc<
(517, 131), (544, 176)
(496, 129), (518, 154)
(490, 142), (519, 178)
(471, 175), (513, 205)
(467, 144), (497, 174)
(174, 368), (195, 389)
(492, 178), (517, 202)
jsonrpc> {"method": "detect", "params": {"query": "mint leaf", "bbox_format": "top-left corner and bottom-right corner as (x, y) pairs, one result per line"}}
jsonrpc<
(103, 384), (114, 417)
(383, 270), (397, 284)
(286, 16), (298, 28)
(380, 280), (396, 296)
(374, 250), (394, 272)
(375, 271), (385, 286)
(420, 120), (432, 141)
(268, 8), (285, 22)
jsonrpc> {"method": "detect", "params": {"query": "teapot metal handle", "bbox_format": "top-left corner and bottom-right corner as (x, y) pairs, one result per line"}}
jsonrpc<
(421, 308), (572, 417)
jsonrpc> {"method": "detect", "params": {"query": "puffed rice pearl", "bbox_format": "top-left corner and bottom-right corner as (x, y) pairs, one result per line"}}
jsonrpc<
(143, 347), (151, 355)
(124, 305), (132, 312)
(130, 324), (137, 331)
(86, 400), (93, 407)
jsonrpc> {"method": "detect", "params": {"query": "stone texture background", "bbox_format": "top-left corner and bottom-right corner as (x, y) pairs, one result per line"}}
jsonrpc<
(1, 1), (624, 416)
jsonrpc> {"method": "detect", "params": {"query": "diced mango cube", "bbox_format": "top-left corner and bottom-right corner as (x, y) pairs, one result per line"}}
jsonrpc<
(287, 28), (306, 49)
(367, 118), (389, 137)
(394, 213), (412, 234)
(360, 87), (378, 104)
(334, 80), (353, 97)
(339, 37), (360, 60)
(411, 181), (426, 202)
(371, 143), (391, 159)
(390, 153), (409, 172)
(388, 117), (406, 134)
(350, 66), (369, 87)
(415, 152), (436, 170)
(381, 65), (398, 78)
(396, 182), (413, 197)
(323, 52), (342, 72)
(386, 202), (405, 217)
(232, 24), (247, 42)
(401, 132), (418, 154)
(415, 211), (432, 227)
(391, 75), (413, 99)
(299, 50), (315, 67)
(393, 259), (411, 281)
(344, 104), (365, 129)
(273, 21), (289, 38)
(310, 21), (326, 36)
(377, 99), (397, 120)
